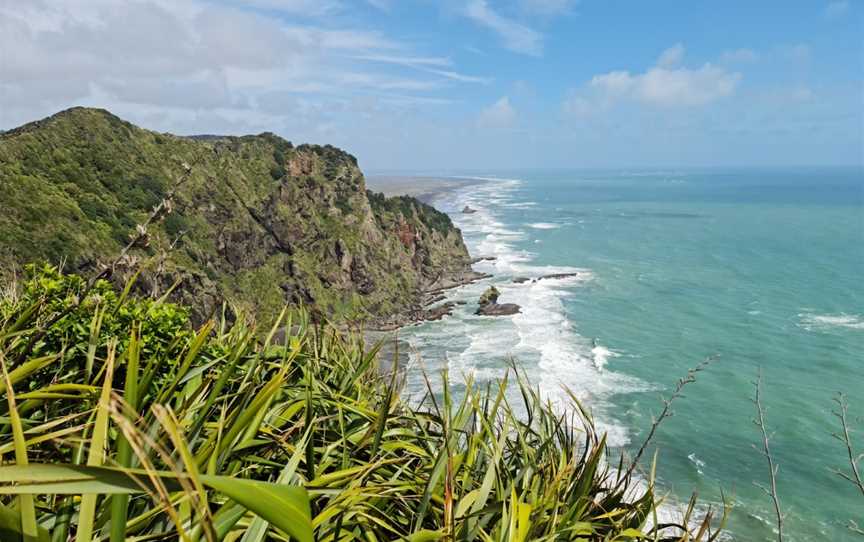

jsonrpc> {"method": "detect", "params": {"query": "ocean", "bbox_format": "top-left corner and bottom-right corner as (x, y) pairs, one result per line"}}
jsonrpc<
(396, 167), (863, 541)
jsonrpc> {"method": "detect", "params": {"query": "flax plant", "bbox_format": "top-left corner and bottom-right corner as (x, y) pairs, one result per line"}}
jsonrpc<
(0, 265), (725, 541)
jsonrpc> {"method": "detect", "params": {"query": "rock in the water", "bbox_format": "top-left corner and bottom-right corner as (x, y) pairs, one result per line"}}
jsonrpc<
(512, 277), (531, 284)
(475, 285), (520, 316)
(476, 302), (521, 316)
(425, 302), (456, 321)
(471, 256), (496, 264)
(537, 272), (583, 281)
(462, 205), (478, 214)
(478, 285), (500, 306)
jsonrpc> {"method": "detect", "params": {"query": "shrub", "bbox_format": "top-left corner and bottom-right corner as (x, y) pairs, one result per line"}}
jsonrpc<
(0, 266), (725, 541)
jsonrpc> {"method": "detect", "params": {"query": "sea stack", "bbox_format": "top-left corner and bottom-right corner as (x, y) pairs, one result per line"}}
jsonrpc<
(475, 285), (521, 316)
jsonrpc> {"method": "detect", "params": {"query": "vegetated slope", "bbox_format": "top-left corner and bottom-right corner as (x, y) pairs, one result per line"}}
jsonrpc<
(0, 266), (720, 541)
(0, 107), (471, 323)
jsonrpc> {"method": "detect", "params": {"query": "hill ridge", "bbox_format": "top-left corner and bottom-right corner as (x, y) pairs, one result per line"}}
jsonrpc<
(0, 108), (475, 325)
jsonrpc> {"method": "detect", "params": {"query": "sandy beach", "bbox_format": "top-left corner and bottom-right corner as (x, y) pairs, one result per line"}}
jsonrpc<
(366, 175), (484, 204)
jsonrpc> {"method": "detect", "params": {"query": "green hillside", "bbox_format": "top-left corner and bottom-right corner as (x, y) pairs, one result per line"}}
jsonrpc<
(0, 107), (471, 324)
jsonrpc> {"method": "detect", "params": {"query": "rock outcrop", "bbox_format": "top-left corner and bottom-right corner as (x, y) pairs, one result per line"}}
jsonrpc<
(512, 272), (585, 285)
(0, 107), (473, 325)
(475, 285), (521, 316)
(538, 272), (583, 281)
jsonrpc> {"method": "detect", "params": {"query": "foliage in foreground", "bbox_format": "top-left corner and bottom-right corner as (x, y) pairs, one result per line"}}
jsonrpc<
(0, 265), (726, 541)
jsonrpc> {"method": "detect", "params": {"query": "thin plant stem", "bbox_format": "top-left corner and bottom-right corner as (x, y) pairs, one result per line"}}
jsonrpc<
(753, 369), (783, 542)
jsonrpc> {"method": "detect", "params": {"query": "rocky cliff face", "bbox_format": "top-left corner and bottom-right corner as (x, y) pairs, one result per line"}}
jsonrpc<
(0, 107), (472, 324)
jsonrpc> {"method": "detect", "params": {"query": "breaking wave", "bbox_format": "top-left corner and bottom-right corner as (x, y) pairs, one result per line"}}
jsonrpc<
(798, 312), (864, 331)
(400, 176), (649, 449)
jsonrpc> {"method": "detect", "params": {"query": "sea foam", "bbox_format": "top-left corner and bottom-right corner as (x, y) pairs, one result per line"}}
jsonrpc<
(398, 175), (714, 534)
(798, 312), (864, 331)
(401, 176), (650, 449)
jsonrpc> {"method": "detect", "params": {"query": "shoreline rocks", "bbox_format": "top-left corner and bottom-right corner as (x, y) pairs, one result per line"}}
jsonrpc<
(512, 272), (585, 285)
(476, 302), (521, 316)
(424, 301), (457, 321)
(365, 268), (493, 330)
(474, 285), (521, 316)
(538, 272), (583, 281)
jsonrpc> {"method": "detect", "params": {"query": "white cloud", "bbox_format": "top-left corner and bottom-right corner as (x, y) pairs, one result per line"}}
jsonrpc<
(824, 1), (849, 19)
(564, 45), (741, 114)
(463, 0), (543, 56)
(351, 54), (492, 83)
(352, 54), (453, 67)
(478, 96), (516, 128)
(632, 65), (740, 106)
(589, 70), (634, 97)
(519, 0), (577, 16)
(298, 27), (398, 50)
(657, 43), (685, 68)
(235, 0), (342, 16)
(425, 69), (492, 84)
(720, 48), (759, 64)
(0, 0), (482, 133)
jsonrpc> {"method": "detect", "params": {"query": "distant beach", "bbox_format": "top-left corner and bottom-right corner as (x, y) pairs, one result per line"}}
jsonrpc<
(366, 175), (484, 204)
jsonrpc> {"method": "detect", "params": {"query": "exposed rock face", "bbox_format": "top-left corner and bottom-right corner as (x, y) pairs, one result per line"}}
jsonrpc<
(475, 285), (520, 316)
(0, 107), (473, 324)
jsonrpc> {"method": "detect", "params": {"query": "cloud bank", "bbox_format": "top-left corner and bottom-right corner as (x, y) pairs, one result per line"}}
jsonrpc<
(564, 45), (742, 115)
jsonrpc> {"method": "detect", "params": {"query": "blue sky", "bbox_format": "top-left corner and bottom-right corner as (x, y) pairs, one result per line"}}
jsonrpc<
(1, 0), (861, 170)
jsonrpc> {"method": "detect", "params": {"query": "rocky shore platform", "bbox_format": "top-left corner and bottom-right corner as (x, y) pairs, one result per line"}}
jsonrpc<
(366, 268), (492, 331)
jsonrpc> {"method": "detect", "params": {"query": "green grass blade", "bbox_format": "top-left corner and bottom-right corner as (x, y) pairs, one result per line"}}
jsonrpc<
(110, 327), (140, 542)
(200, 475), (312, 542)
(0, 503), (49, 542)
(0, 464), (312, 542)
(77, 341), (116, 542)
(241, 427), (312, 542)
(0, 355), (57, 396)
(0, 353), (38, 542)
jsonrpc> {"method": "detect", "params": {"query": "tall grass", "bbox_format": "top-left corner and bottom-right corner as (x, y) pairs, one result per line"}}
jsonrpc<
(0, 265), (726, 541)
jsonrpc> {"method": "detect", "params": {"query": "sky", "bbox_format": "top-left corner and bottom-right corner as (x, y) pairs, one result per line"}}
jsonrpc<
(1, 0), (862, 170)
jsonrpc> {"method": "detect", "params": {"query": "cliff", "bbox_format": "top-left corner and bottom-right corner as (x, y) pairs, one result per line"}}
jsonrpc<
(0, 107), (473, 324)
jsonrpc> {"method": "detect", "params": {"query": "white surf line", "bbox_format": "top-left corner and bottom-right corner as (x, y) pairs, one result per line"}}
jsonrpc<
(421, 175), (723, 537)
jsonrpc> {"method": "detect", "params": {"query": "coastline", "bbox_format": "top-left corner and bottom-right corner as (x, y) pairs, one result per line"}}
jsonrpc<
(363, 175), (493, 338)
(366, 175), (486, 204)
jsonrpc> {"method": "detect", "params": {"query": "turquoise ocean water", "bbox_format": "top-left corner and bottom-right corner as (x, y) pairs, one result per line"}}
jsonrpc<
(398, 168), (863, 541)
